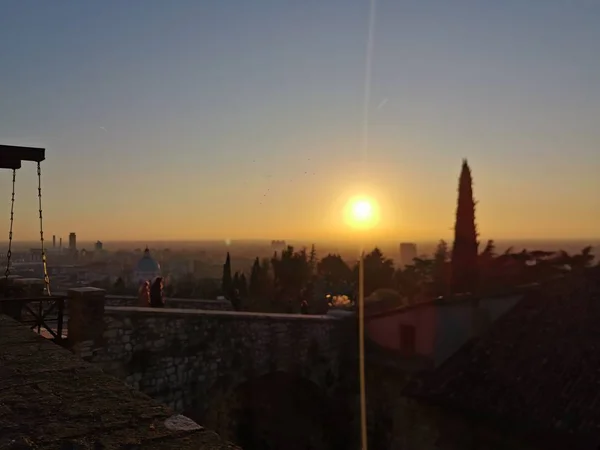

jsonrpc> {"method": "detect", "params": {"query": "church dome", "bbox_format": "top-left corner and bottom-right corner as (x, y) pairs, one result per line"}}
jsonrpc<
(134, 247), (161, 281)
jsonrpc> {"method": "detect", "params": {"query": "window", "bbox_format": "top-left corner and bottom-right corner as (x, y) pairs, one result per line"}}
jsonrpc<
(399, 324), (416, 356)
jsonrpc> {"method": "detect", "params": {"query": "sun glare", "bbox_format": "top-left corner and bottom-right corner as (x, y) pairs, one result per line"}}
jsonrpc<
(353, 200), (372, 221)
(344, 195), (380, 230)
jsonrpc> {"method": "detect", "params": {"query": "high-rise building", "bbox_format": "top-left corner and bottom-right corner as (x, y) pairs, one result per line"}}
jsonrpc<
(399, 243), (417, 267)
(94, 241), (103, 251)
(52, 235), (56, 248)
(69, 233), (77, 251)
(59, 237), (62, 249)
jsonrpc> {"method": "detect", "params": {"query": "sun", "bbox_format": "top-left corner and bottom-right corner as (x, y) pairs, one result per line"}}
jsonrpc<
(353, 200), (372, 221)
(344, 195), (380, 230)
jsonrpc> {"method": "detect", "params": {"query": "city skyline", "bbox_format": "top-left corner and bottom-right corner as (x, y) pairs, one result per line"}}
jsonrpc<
(1, 1), (599, 241)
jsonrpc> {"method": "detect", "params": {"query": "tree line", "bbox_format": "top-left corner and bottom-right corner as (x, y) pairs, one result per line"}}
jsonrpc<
(216, 159), (596, 314)
(107, 159), (596, 313)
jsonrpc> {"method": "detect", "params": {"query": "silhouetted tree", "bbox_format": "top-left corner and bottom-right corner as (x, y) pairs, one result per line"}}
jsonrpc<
(394, 267), (420, 303)
(271, 246), (311, 297)
(317, 254), (352, 286)
(233, 271), (240, 292)
(451, 159), (479, 293)
(480, 240), (496, 259)
(394, 256), (436, 302)
(432, 240), (450, 295)
(239, 273), (248, 297)
(308, 244), (317, 275)
(478, 240), (503, 291)
(355, 248), (395, 297)
(113, 276), (126, 294)
(571, 246), (595, 270)
(222, 252), (232, 297)
(249, 257), (261, 298)
(248, 257), (273, 301)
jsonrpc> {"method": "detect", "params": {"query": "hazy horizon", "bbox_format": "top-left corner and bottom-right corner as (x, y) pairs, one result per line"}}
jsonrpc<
(8, 237), (598, 253)
(2, 1), (599, 241)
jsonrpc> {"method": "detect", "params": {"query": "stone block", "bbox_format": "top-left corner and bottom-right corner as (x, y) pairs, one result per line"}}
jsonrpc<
(67, 287), (106, 351)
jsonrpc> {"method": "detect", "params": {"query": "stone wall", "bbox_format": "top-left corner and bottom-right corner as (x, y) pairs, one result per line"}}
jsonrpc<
(105, 295), (233, 311)
(71, 303), (349, 417)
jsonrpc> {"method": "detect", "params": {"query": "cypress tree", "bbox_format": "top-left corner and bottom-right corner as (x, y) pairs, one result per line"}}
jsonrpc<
(232, 271), (240, 291)
(222, 252), (233, 297)
(249, 257), (260, 297)
(239, 273), (248, 297)
(308, 244), (317, 275)
(451, 159), (479, 294)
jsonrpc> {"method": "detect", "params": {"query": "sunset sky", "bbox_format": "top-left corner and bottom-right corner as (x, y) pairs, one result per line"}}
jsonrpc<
(1, 0), (599, 242)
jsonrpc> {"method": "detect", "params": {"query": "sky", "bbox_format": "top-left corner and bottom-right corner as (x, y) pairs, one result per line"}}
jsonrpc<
(1, 0), (599, 243)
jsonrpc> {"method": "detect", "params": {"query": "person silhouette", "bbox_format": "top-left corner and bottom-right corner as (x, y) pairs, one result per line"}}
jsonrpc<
(138, 280), (151, 306)
(150, 277), (165, 308)
(300, 299), (309, 315)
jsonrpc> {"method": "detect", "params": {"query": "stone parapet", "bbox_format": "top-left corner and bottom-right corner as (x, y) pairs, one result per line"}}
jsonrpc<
(82, 306), (349, 414)
(105, 294), (233, 311)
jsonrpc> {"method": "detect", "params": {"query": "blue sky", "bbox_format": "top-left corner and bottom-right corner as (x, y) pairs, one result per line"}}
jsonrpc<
(1, 0), (599, 241)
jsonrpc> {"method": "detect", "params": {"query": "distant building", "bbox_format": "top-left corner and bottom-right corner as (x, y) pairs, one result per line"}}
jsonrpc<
(133, 247), (161, 285)
(69, 233), (77, 252)
(52, 235), (56, 248)
(94, 241), (103, 251)
(399, 243), (417, 267)
(29, 248), (43, 262)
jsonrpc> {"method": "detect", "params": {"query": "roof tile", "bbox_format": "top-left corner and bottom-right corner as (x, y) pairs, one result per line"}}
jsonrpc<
(404, 269), (600, 449)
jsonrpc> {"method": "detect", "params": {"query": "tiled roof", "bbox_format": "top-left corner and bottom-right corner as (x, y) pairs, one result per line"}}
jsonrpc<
(404, 269), (600, 449)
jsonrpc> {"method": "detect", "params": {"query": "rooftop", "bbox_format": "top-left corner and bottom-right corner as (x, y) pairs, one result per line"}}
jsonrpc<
(0, 314), (239, 450)
(404, 268), (600, 450)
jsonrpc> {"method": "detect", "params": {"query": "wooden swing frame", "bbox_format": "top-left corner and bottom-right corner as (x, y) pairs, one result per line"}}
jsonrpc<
(0, 145), (67, 342)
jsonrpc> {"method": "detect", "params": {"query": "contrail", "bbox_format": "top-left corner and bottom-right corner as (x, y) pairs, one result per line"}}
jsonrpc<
(376, 98), (388, 110)
(361, 0), (377, 169)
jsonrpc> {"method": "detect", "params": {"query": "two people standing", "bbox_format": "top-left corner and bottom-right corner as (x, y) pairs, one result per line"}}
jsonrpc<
(138, 277), (165, 308)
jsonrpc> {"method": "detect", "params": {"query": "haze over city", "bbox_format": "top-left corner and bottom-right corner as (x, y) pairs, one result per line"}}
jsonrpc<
(2, 0), (599, 242)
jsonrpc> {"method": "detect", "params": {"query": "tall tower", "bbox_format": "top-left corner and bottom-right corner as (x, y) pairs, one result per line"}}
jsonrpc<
(69, 232), (77, 252)
(399, 243), (417, 267)
(52, 235), (56, 248)
(59, 237), (62, 249)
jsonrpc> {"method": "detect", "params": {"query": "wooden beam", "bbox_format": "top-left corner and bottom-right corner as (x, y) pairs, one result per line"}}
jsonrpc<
(0, 158), (22, 170)
(0, 145), (45, 163)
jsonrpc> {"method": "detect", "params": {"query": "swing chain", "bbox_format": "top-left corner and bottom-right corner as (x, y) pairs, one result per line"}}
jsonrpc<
(5, 169), (16, 279)
(37, 162), (51, 295)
